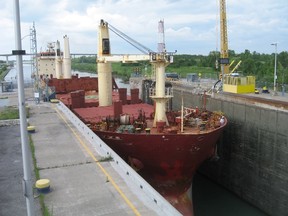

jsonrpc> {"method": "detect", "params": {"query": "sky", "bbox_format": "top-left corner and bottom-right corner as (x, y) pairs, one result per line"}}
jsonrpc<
(0, 0), (287, 60)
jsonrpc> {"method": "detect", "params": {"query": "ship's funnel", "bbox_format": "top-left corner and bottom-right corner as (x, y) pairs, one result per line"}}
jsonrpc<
(97, 20), (112, 107)
(55, 40), (62, 79)
(63, 35), (72, 79)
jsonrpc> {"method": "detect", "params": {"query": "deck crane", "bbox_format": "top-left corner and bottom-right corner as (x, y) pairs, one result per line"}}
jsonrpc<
(212, 0), (230, 92)
(219, 0), (241, 75)
(219, 0), (230, 75)
(218, 0), (255, 93)
(97, 19), (175, 126)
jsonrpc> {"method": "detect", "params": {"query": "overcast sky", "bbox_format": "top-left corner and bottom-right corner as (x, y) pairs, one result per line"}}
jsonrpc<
(0, 0), (287, 59)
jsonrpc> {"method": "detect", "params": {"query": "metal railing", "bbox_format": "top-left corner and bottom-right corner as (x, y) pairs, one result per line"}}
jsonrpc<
(149, 87), (173, 97)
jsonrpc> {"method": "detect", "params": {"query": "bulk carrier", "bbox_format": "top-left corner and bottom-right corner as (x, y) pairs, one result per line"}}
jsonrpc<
(43, 20), (227, 215)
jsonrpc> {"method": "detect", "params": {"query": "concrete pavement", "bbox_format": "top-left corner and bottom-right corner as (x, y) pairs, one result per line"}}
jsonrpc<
(29, 99), (163, 215)
(0, 125), (35, 216)
(0, 88), (41, 216)
(1, 88), (172, 216)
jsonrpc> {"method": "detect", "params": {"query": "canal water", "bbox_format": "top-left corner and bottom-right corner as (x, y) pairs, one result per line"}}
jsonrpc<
(193, 173), (267, 216)
(3, 66), (268, 216)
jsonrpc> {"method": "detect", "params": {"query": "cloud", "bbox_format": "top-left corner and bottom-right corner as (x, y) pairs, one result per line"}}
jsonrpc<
(0, 0), (287, 60)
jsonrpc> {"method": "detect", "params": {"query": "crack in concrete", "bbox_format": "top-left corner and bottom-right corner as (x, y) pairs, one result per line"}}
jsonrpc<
(38, 160), (93, 170)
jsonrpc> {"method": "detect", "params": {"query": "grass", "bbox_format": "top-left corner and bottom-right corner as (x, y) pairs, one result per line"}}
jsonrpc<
(98, 155), (113, 162)
(29, 134), (52, 216)
(25, 107), (51, 216)
(0, 106), (19, 120)
(0, 106), (30, 120)
(0, 103), (51, 214)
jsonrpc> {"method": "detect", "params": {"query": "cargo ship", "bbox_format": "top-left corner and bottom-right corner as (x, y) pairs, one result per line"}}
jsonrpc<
(44, 20), (227, 215)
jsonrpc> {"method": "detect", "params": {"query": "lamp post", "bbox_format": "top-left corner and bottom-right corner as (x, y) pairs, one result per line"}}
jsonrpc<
(271, 43), (277, 95)
(13, 0), (35, 215)
(21, 34), (30, 40)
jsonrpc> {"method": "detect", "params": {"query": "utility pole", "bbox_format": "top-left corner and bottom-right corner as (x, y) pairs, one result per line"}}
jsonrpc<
(271, 43), (278, 95)
(30, 22), (40, 102)
(13, 0), (35, 215)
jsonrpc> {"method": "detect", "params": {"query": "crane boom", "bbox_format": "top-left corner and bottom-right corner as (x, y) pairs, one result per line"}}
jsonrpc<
(98, 54), (150, 63)
(97, 19), (175, 126)
(219, 0), (230, 74)
(108, 23), (154, 54)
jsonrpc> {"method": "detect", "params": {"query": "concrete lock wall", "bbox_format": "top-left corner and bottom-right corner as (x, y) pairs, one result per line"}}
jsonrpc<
(172, 89), (288, 216)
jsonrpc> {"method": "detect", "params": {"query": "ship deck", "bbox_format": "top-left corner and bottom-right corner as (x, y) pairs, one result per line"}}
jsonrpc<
(74, 103), (154, 124)
(73, 103), (221, 135)
(54, 87), (225, 135)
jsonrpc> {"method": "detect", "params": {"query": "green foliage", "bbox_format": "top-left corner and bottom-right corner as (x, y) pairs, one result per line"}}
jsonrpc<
(71, 56), (97, 72)
(29, 134), (52, 216)
(71, 62), (96, 72)
(71, 51), (288, 85)
(73, 56), (96, 64)
(0, 65), (8, 81)
(0, 106), (19, 120)
(0, 106), (30, 120)
(98, 155), (113, 162)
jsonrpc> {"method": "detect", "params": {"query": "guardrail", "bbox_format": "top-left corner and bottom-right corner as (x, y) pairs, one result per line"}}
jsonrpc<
(149, 87), (173, 97)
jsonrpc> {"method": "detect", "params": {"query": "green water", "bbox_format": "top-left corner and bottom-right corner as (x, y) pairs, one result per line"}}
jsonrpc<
(193, 173), (268, 216)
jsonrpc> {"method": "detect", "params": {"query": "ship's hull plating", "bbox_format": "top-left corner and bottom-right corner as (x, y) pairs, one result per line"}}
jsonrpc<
(92, 126), (224, 214)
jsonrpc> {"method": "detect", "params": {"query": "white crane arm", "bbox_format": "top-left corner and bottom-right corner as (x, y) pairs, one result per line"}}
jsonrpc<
(98, 54), (150, 63)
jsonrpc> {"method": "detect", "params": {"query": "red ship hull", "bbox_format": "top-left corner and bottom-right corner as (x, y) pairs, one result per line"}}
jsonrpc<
(72, 102), (226, 215)
(94, 127), (224, 215)
(48, 77), (227, 215)
(94, 128), (224, 197)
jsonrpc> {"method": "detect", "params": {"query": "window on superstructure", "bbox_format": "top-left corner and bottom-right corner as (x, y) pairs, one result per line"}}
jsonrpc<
(102, 39), (110, 54)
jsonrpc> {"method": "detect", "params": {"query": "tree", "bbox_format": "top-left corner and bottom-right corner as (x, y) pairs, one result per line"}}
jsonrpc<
(278, 51), (288, 69)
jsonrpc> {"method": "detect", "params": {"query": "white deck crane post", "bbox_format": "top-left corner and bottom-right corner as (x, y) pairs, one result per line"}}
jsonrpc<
(97, 19), (175, 127)
(150, 20), (174, 126)
(150, 52), (173, 127)
(63, 35), (72, 79)
(97, 20), (150, 107)
(97, 20), (113, 106)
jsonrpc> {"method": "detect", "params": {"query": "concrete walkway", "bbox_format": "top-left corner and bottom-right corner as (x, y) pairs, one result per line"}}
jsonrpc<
(0, 88), (160, 216)
(29, 102), (159, 216)
(0, 88), (40, 216)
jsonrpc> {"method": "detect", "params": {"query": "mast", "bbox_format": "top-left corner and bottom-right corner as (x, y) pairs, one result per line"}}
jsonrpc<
(158, 20), (165, 53)
(150, 20), (173, 127)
